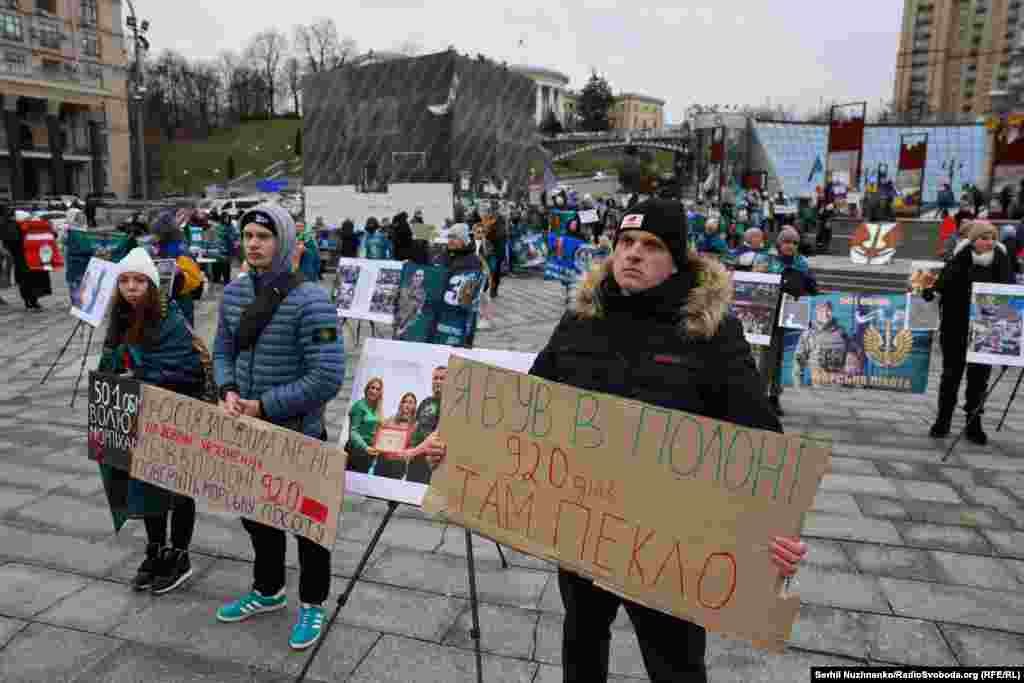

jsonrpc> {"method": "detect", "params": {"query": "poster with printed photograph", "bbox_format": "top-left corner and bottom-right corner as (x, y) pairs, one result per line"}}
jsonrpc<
(331, 258), (405, 324)
(779, 292), (933, 393)
(510, 231), (548, 269)
(154, 259), (179, 308)
(778, 294), (810, 330)
(967, 283), (1024, 368)
(340, 338), (536, 506)
(907, 260), (943, 331)
(70, 257), (119, 328)
(731, 271), (782, 346)
(393, 262), (485, 348)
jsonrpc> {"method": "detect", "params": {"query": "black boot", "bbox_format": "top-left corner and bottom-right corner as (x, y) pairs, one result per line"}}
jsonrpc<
(965, 416), (988, 446)
(768, 395), (784, 416)
(929, 407), (953, 438)
(151, 547), (193, 595)
(132, 542), (163, 591)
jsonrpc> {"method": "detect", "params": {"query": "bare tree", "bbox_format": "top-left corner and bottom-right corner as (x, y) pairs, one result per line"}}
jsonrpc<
(283, 55), (303, 115)
(246, 28), (288, 116)
(293, 18), (355, 72)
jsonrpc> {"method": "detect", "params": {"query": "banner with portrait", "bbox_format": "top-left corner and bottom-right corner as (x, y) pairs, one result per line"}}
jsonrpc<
(70, 257), (119, 328)
(967, 283), (1024, 367)
(509, 231), (548, 269)
(907, 261), (943, 331)
(393, 261), (486, 348)
(331, 257), (405, 324)
(64, 229), (133, 304)
(778, 292), (933, 393)
(340, 338), (536, 506)
(544, 234), (609, 284)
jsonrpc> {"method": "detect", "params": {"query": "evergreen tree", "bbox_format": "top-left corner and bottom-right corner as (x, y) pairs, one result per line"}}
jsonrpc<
(578, 70), (614, 132)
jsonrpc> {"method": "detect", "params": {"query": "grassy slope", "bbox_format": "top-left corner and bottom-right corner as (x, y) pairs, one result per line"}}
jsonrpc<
(156, 120), (302, 194)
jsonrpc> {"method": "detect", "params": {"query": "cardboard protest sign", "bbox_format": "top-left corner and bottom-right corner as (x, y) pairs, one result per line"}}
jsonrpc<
(731, 272), (782, 347)
(111, 383), (346, 549)
(967, 283), (1024, 367)
(340, 339), (536, 506)
(88, 372), (142, 471)
(71, 258), (119, 328)
(423, 357), (832, 651)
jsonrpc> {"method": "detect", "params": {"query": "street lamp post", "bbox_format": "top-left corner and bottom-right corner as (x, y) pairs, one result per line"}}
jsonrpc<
(125, 1), (150, 200)
(987, 89), (1011, 202)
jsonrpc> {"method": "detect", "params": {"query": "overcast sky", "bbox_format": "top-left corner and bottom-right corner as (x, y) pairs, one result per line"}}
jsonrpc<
(140, 0), (904, 124)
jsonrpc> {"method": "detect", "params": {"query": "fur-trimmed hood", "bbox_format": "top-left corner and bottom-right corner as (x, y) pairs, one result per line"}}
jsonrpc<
(571, 250), (733, 340)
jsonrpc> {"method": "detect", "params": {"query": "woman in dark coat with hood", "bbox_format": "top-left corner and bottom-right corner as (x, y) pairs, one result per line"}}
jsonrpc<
(391, 212), (414, 261)
(1, 207), (52, 310)
(339, 219), (359, 258)
(924, 221), (1014, 444)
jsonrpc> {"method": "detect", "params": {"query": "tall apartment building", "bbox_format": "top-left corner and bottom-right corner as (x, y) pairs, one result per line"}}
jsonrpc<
(895, 0), (1024, 118)
(0, 0), (130, 200)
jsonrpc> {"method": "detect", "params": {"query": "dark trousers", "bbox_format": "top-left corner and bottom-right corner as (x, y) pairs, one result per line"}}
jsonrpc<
(143, 496), (196, 549)
(242, 517), (331, 605)
(937, 331), (993, 423)
(490, 239), (505, 296)
(212, 261), (231, 284)
(2, 239), (37, 306)
(559, 570), (706, 682)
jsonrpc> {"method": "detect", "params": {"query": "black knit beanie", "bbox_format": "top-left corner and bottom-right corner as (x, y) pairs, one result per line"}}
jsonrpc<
(615, 199), (689, 268)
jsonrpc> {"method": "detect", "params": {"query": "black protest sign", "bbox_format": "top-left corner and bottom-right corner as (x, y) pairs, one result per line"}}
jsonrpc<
(87, 371), (142, 471)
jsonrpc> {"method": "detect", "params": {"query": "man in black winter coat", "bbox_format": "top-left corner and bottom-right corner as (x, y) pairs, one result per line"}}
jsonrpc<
(422, 200), (809, 682)
(925, 221), (1015, 444)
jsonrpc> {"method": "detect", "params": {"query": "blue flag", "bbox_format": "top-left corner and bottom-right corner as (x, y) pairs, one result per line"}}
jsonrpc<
(808, 156), (823, 183)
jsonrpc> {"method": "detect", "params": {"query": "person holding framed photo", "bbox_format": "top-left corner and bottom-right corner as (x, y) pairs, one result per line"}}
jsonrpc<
(372, 391), (418, 479)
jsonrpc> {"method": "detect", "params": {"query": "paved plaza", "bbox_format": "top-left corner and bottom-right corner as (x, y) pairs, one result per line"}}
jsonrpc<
(0, 269), (1022, 682)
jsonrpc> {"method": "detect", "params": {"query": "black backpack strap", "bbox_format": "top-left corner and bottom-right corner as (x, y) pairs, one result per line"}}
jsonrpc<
(237, 272), (306, 351)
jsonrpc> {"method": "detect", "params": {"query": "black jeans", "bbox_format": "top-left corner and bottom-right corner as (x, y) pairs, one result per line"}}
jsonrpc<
(937, 330), (993, 422)
(212, 261), (231, 284)
(490, 239), (505, 296)
(559, 570), (707, 682)
(242, 517), (331, 605)
(143, 495), (196, 549)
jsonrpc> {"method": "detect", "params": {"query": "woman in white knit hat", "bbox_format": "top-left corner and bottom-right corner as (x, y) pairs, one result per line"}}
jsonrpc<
(97, 246), (204, 596)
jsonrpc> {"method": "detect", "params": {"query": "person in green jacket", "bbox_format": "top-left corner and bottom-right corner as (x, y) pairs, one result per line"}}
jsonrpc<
(345, 377), (383, 473)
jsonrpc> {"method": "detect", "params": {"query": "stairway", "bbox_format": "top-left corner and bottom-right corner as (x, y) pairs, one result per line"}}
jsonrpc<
(814, 266), (909, 294)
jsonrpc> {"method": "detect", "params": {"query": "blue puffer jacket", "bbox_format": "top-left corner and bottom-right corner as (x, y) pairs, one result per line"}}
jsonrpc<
(214, 205), (344, 438)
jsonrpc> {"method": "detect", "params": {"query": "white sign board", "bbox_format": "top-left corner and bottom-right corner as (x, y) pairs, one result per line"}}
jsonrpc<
(305, 183), (454, 231)
(333, 257), (405, 325)
(967, 283), (1024, 368)
(70, 257), (119, 328)
(339, 338), (537, 506)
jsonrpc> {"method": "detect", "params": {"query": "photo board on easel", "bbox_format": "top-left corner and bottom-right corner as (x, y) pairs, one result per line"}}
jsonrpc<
(70, 257), (119, 328)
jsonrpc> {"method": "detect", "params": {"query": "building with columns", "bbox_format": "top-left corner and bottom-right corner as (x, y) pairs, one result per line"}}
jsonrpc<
(0, 0), (130, 200)
(608, 93), (666, 130)
(510, 64), (571, 126)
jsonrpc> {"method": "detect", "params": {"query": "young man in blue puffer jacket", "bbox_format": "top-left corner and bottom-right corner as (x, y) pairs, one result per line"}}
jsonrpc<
(212, 204), (344, 651)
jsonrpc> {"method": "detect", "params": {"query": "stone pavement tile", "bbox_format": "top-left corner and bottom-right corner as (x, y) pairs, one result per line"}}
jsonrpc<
(188, 557), (299, 602)
(833, 444), (949, 464)
(337, 582), (467, 641)
(0, 563), (91, 618)
(804, 539), (852, 571)
(898, 522), (993, 554)
(54, 475), (104, 498)
(789, 604), (956, 666)
(873, 461), (931, 480)
(705, 635), (862, 682)
(34, 579), (157, 634)
(897, 481), (963, 504)
(107, 548), (218, 589)
(366, 547), (549, 609)
(301, 625), (380, 683)
(0, 462), (74, 491)
(983, 472), (1024, 491)
(110, 593), (314, 676)
(938, 467), (978, 489)
(929, 550), (1021, 591)
(957, 452), (1024, 472)
(819, 474), (901, 497)
(38, 452), (102, 475)
(347, 634), (537, 683)
(0, 523), (132, 576)
(903, 501), (1013, 529)
(533, 665), (644, 683)
(15, 494), (119, 538)
(0, 623), (123, 683)
(437, 532), (555, 572)
(826, 457), (880, 476)
(0, 616), (27, 649)
(78, 641), (293, 683)
(362, 515), (447, 553)
(998, 507), (1024, 531)
(854, 496), (909, 520)
(1007, 559), (1024, 584)
(329, 537), (390, 577)
(940, 624), (1024, 667)
(846, 544), (942, 582)
(535, 612), (647, 676)
(961, 486), (1021, 509)
(811, 492), (861, 516)
(982, 529), (1024, 560)
(802, 512), (903, 545)
(0, 487), (43, 515)
(789, 566), (890, 612)
(442, 603), (539, 659)
(880, 577), (1024, 633)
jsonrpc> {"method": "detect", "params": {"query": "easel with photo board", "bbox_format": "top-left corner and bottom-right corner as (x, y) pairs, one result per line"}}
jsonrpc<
(332, 257), (404, 347)
(943, 282), (1024, 461)
(296, 339), (537, 683)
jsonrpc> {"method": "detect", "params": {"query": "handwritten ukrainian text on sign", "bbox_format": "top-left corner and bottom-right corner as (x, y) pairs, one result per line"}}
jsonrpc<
(422, 357), (832, 652)
(130, 384), (346, 549)
(88, 372), (142, 471)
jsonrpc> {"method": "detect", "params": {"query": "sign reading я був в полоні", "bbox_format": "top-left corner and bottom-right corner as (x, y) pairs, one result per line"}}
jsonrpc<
(422, 356), (833, 652)
(88, 371), (142, 472)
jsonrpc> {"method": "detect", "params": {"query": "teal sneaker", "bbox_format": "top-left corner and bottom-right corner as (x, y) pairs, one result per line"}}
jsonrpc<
(216, 590), (287, 623)
(289, 604), (325, 650)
